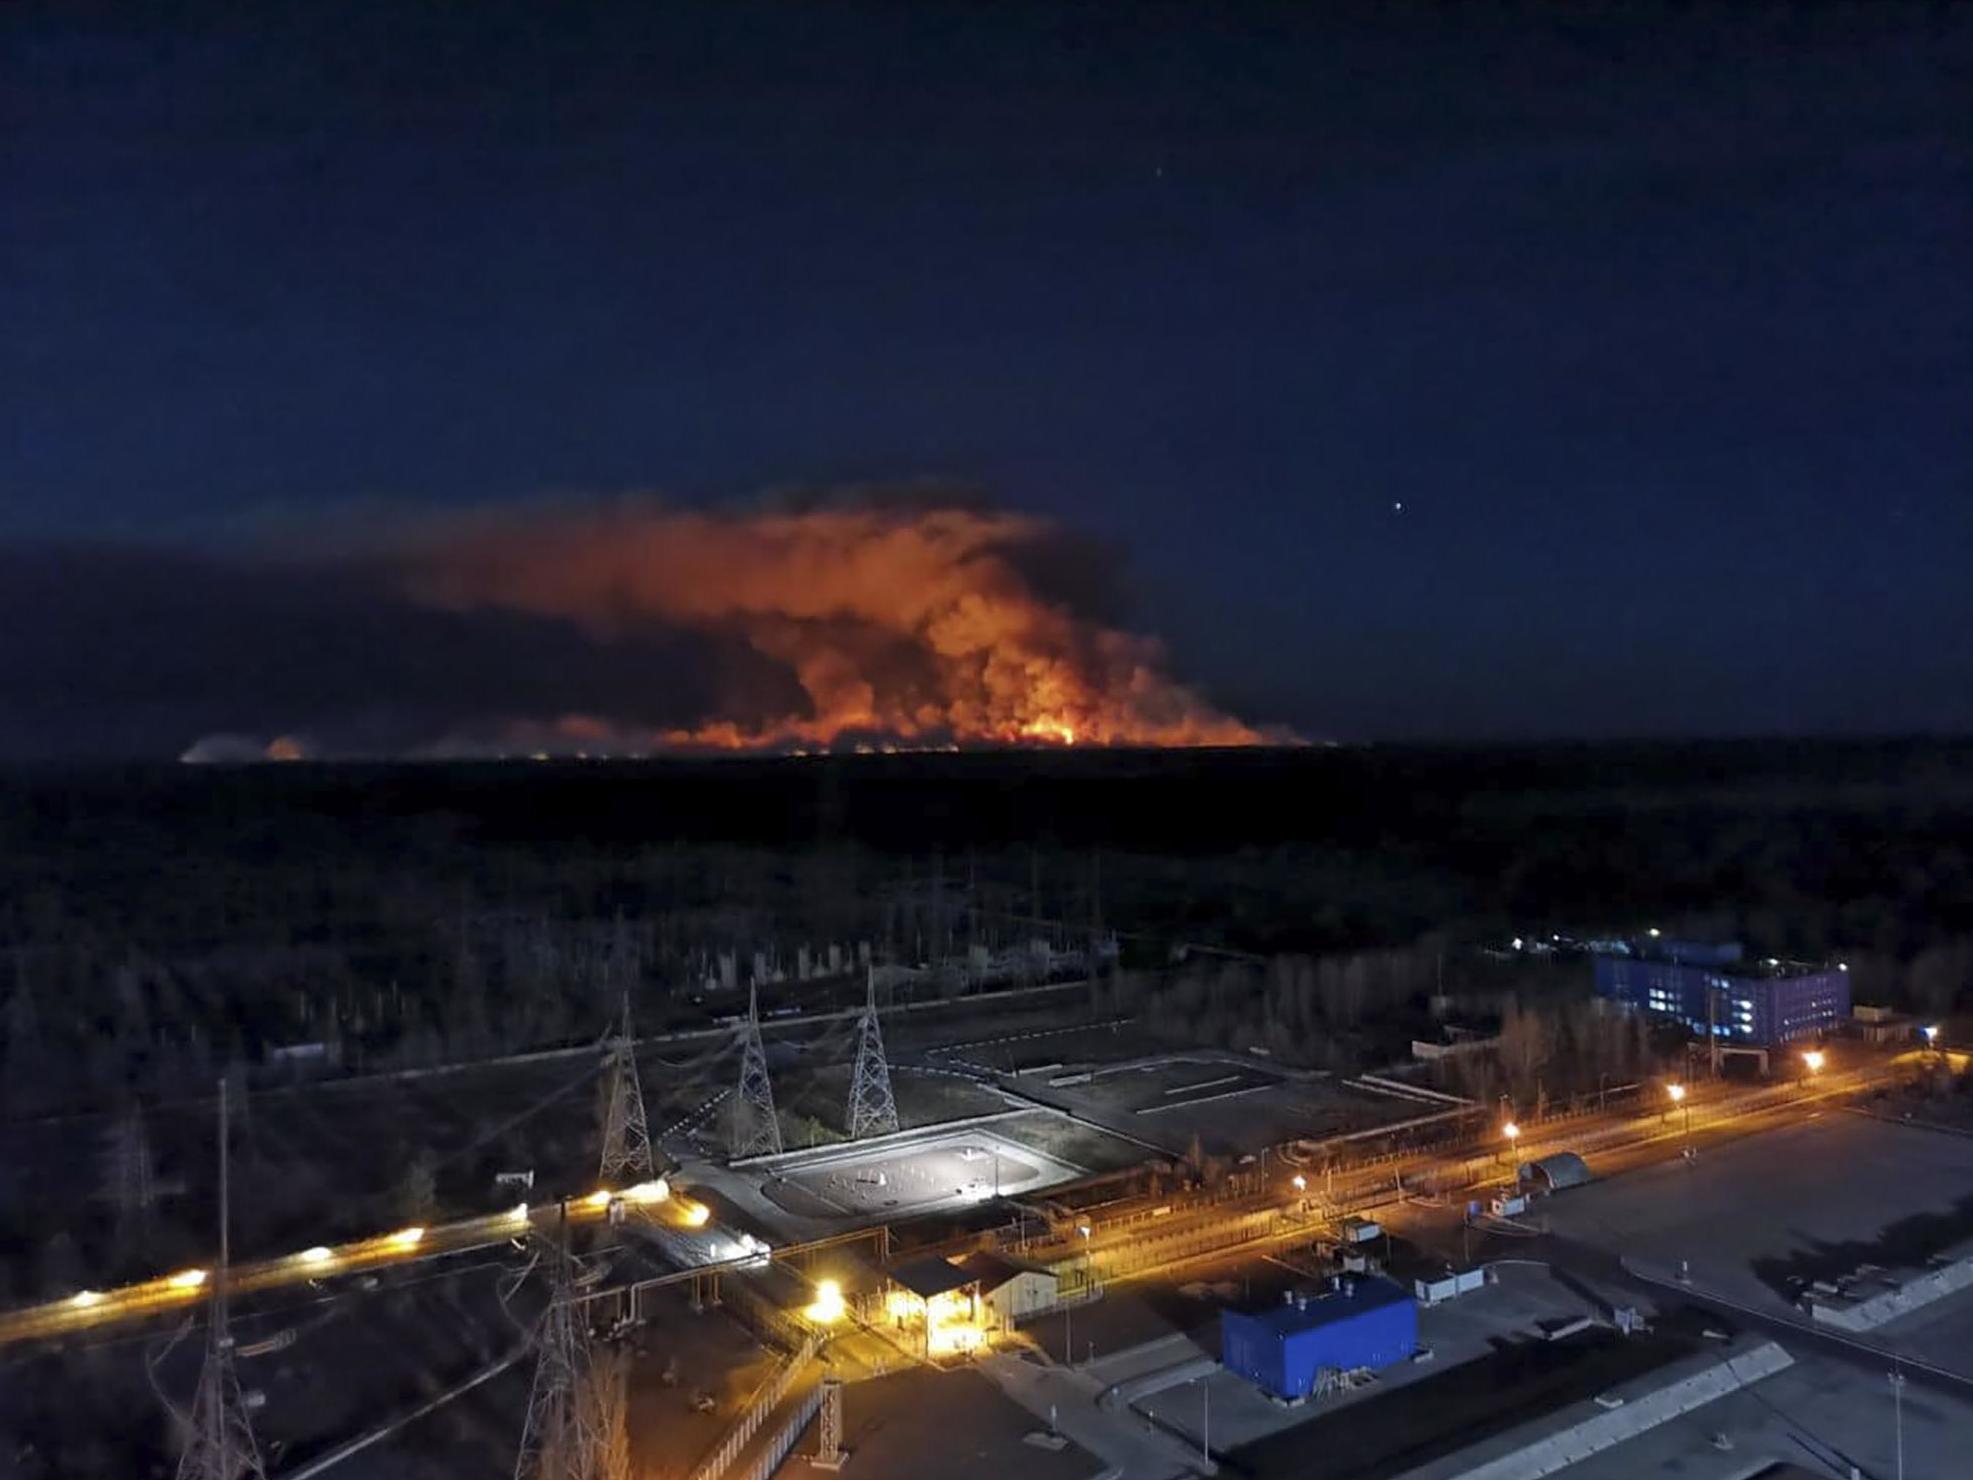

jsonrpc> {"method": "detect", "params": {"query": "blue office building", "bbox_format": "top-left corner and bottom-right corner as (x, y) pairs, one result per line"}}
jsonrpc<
(1221, 1276), (1416, 1400)
(1592, 938), (1847, 1047)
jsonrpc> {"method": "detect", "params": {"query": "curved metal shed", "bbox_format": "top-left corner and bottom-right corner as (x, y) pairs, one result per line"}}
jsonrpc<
(1517, 1151), (1591, 1191)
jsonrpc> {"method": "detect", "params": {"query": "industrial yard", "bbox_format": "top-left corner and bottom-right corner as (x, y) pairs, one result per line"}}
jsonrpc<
(3, 748), (1973, 1480)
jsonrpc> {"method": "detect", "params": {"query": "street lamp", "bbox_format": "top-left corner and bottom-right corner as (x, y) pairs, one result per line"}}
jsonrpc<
(1066, 1223), (1092, 1368)
(1500, 1121), (1520, 1169)
(1667, 1083), (1690, 1155)
(1889, 1367), (1906, 1480)
(1802, 1049), (1825, 1076)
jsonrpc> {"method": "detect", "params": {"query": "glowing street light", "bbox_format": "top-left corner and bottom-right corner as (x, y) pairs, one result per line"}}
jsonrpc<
(1802, 1050), (1825, 1075)
(1067, 1223), (1094, 1367)
(1498, 1121), (1520, 1168)
(1667, 1083), (1691, 1152)
(299, 1245), (334, 1267)
(388, 1225), (425, 1250)
(167, 1268), (209, 1291)
(804, 1278), (846, 1325)
(1923, 1025), (1941, 1046)
(70, 1289), (103, 1309)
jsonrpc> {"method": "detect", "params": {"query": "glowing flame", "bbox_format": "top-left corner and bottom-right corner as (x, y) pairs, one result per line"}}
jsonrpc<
(399, 503), (1275, 753)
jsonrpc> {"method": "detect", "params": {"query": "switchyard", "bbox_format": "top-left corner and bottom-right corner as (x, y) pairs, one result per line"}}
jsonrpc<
(755, 1128), (1082, 1225)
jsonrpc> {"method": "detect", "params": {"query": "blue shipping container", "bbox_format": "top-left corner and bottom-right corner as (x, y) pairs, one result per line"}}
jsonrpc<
(1221, 1277), (1416, 1400)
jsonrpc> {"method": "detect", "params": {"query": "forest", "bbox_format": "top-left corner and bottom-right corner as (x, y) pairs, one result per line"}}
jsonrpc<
(1, 738), (1970, 1120)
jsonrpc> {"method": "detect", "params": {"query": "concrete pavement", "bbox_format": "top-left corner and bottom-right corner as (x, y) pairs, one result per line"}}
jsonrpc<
(979, 1349), (1206, 1480)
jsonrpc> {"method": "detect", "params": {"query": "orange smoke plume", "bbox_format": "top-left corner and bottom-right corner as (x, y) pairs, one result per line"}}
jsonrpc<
(396, 502), (1270, 753)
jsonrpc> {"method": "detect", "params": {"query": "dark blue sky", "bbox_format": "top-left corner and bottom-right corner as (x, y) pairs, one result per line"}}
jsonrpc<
(4, 1), (1971, 751)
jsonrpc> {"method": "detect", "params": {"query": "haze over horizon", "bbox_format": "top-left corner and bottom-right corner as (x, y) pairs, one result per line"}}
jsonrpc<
(5, 3), (1970, 758)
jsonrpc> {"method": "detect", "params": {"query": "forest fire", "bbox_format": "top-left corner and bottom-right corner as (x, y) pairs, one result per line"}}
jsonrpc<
(399, 502), (1272, 754)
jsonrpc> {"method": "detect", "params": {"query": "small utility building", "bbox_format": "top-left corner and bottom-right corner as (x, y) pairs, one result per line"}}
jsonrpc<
(955, 1251), (1058, 1324)
(1221, 1277), (1416, 1401)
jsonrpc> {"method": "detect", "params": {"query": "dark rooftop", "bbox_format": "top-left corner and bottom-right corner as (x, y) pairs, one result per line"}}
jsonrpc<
(890, 1256), (976, 1299)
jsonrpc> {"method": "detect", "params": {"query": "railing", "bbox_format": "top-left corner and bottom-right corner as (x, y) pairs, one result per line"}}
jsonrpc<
(729, 1383), (826, 1480)
(689, 1331), (821, 1480)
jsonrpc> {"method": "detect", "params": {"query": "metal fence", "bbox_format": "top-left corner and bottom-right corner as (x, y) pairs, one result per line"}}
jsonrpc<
(689, 1331), (821, 1480)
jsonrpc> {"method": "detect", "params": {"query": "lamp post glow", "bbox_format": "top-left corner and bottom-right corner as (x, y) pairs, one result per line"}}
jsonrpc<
(1667, 1083), (1690, 1154)
(1802, 1049), (1825, 1075)
(1500, 1120), (1520, 1168)
(1066, 1223), (1092, 1368)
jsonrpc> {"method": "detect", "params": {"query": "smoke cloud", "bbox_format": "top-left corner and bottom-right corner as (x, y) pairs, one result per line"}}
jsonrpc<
(0, 496), (1279, 761)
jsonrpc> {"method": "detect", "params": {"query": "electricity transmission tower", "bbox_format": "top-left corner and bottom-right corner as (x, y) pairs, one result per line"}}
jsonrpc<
(176, 1079), (265, 1480)
(515, 1215), (599, 1480)
(847, 967), (898, 1139)
(731, 983), (783, 1158)
(597, 996), (655, 1185)
(104, 1101), (159, 1254)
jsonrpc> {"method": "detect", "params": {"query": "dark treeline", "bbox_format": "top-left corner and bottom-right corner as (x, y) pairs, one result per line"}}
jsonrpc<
(1, 740), (1970, 1116)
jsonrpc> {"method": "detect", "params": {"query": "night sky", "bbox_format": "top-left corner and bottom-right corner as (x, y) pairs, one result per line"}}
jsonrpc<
(4, 2), (1971, 757)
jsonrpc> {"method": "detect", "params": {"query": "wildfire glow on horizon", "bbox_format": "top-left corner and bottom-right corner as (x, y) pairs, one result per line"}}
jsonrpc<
(186, 500), (1285, 762)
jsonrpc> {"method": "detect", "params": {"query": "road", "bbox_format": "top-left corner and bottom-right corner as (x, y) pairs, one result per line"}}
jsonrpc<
(0, 1053), (1907, 1352)
(1014, 1058), (1901, 1291)
(0, 1184), (694, 1348)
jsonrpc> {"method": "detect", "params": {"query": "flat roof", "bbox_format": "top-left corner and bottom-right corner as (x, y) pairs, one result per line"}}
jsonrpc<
(1599, 947), (1839, 982)
(955, 1251), (1050, 1292)
(1233, 1276), (1410, 1338)
(890, 1256), (976, 1299)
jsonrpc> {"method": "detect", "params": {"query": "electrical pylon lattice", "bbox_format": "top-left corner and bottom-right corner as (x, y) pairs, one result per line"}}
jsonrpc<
(105, 1102), (158, 1250)
(731, 983), (783, 1158)
(176, 1079), (265, 1480)
(847, 967), (899, 1140)
(515, 1225), (591, 1480)
(597, 997), (655, 1185)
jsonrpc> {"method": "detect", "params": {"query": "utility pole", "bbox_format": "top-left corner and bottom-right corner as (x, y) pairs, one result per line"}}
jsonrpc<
(1201, 1376), (1211, 1467)
(1889, 1367), (1906, 1480)
(1707, 985), (1721, 1079)
(847, 966), (899, 1139)
(732, 983), (783, 1158)
(175, 1077), (265, 1480)
(597, 996), (655, 1185)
